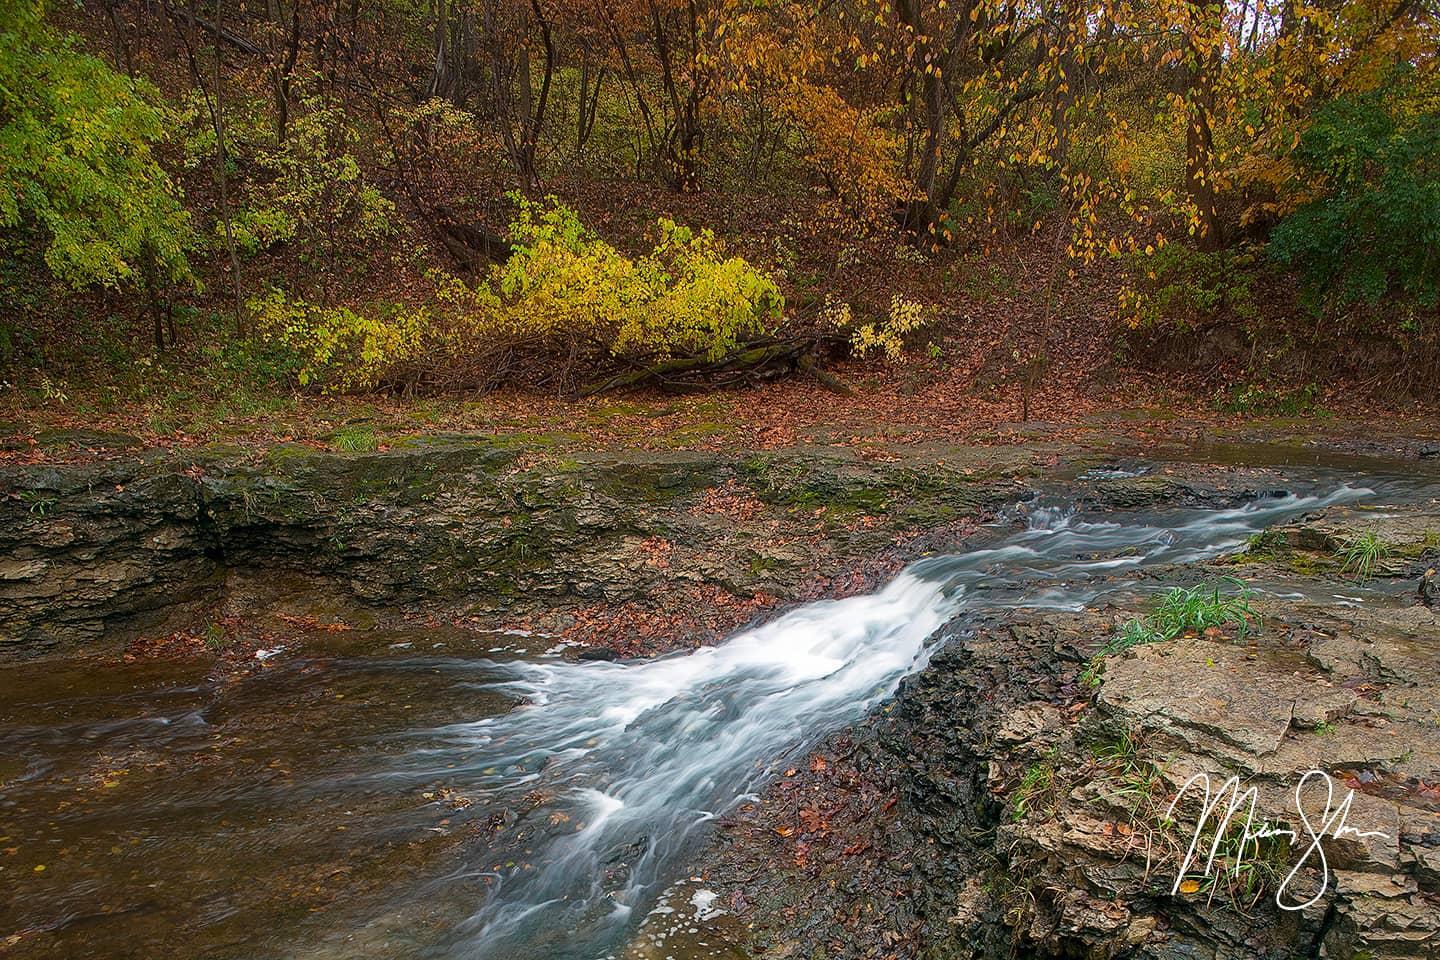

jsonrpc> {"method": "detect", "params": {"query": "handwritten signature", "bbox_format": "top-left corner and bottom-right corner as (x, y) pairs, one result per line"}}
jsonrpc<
(1166, 769), (1390, 911)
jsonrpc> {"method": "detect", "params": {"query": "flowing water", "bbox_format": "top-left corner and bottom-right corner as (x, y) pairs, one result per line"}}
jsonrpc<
(0, 467), (1424, 960)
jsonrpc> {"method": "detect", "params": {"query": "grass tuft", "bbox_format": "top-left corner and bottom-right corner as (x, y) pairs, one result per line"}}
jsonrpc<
(1082, 578), (1259, 686)
(332, 424), (379, 453)
(1150, 579), (1260, 640)
(1336, 530), (1390, 582)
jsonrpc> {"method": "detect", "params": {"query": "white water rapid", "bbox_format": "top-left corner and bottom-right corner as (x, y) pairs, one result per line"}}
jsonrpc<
(380, 484), (1372, 959)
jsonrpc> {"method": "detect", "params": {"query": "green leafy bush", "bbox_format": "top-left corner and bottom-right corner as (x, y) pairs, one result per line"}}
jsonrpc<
(1117, 244), (1259, 333)
(1269, 76), (1440, 314)
(181, 94), (394, 268)
(0, 4), (192, 290)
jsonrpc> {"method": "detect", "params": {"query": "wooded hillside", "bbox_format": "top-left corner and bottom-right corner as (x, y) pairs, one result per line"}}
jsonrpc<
(2, 0), (1437, 409)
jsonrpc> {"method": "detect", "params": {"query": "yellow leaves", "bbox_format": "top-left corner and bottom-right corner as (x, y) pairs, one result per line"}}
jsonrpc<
(493, 200), (781, 366)
(820, 294), (853, 331)
(1178, 878), (1202, 894)
(845, 293), (933, 363)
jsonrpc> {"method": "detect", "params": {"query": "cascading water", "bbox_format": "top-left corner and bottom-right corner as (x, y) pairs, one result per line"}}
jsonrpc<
(382, 484), (1372, 960)
(5, 472), (1404, 960)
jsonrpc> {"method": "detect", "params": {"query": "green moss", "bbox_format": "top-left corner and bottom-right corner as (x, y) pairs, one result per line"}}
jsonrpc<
(263, 442), (317, 472)
(1284, 552), (1329, 575)
(1394, 531), (1439, 559)
(1222, 529), (1281, 565)
(746, 553), (787, 576)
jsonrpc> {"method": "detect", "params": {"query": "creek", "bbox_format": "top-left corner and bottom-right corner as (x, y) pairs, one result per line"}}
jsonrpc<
(2, 464), (1427, 960)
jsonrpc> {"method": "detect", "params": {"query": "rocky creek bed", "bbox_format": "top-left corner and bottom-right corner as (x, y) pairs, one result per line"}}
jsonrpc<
(1, 430), (1291, 658)
(681, 493), (1440, 960)
(1, 431), (1438, 959)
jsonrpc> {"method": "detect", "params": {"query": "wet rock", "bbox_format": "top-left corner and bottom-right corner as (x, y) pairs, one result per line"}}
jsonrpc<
(576, 647), (620, 661)
(1124, 916), (1157, 944)
(0, 440), (1034, 656)
(1096, 640), (1335, 768)
(701, 591), (1440, 960)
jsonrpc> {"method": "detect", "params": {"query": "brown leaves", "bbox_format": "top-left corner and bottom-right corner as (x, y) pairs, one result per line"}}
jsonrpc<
(798, 807), (830, 835)
(1336, 768), (1440, 813)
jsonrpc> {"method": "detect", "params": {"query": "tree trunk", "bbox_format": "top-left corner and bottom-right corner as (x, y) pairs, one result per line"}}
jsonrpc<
(1184, 0), (1224, 252)
(212, 0), (246, 330)
(429, 0), (452, 100)
(104, 0), (134, 75)
(272, 1), (300, 143)
(905, 67), (944, 234)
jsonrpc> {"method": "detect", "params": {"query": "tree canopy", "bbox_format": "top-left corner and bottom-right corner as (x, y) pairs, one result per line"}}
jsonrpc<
(0, 1), (192, 291)
(2, 0), (1437, 389)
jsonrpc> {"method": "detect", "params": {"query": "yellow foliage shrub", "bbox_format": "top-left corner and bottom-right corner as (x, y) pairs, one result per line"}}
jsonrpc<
(496, 197), (783, 361)
(254, 198), (783, 392)
(835, 293), (932, 363)
(250, 285), (495, 393)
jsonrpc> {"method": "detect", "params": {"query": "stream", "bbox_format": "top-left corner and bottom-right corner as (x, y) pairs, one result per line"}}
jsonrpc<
(0, 468), (1420, 959)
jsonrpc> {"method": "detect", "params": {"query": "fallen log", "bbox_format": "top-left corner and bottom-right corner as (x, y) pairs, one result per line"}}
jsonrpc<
(432, 204), (514, 271)
(161, 3), (268, 58)
(797, 353), (854, 395)
(580, 340), (852, 397)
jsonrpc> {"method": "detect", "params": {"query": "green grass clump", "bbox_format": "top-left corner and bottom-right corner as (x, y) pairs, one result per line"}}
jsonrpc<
(18, 489), (58, 517)
(1091, 726), (1170, 822)
(1336, 530), (1390, 582)
(1082, 578), (1259, 686)
(1150, 579), (1260, 640)
(202, 621), (231, 651)
(332, 425), (379, 453)
(1012, 749), (1059, 821)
